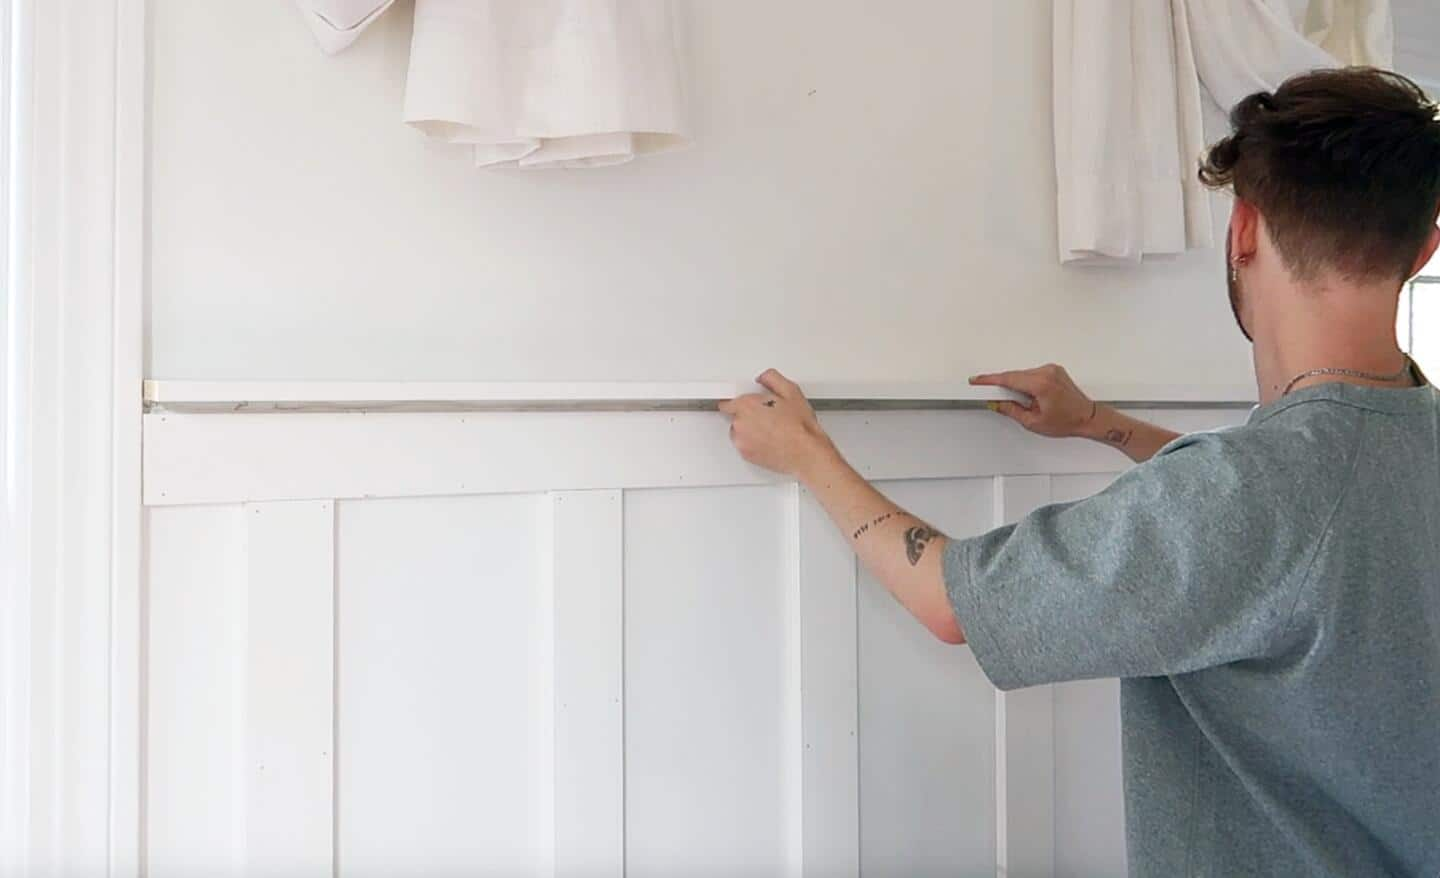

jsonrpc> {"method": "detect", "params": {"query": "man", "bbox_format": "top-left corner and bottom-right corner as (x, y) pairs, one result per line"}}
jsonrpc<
(720, 68), (1440, 876)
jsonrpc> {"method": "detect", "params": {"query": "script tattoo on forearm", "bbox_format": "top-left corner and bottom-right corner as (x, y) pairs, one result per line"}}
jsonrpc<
(852, 511), (894, 540)
(1103, 428), (1133, 448)
(904, 525), (941, 566)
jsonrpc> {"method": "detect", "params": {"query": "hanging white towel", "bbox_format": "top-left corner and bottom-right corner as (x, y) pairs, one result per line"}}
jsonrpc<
(402, 0), (688, 169)
(1054, 0), (1394, 266)
(293, 0), (396, 55)
(293, 0), (689, 169)
(1053, 0), (1212, 263)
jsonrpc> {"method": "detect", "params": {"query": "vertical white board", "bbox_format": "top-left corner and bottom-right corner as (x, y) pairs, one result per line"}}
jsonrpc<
(146, 505), (248, 877)
(993, 475), (1055, 878)
(551, 490), (625, 878)
(1052, 677), (1125, 878)
(623, 485), (794, 878)
(797, 488), (859, 878)
(1049, 473), (1128, 878)
(336, 494), (548, 877)
(857, 477), (996, 878)
(244, 500), (335, 876)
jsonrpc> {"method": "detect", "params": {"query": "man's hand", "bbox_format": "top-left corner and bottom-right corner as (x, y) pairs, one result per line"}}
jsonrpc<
(970, 363), (1180, 463)
(969, 363), (1097, 438)
(718, 369), (837, 478)
(719, 369), (964, 643)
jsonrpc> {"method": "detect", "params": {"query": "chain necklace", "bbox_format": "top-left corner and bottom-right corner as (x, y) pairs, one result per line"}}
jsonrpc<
(1280, 355), (1414, 397)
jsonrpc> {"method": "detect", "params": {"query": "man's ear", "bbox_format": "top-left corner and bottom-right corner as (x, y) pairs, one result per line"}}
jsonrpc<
(1407, 224), (1439, 280)
(1228, 198), (1259, 264)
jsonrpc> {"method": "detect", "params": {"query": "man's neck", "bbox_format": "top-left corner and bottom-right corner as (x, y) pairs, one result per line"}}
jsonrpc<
(1252, 279), (1410, 405)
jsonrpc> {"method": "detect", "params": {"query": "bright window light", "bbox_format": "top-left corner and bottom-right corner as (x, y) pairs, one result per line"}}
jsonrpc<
(1401, 235), (1440, 376)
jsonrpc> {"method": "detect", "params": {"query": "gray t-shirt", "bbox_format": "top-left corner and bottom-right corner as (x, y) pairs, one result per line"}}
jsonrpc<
(944, 380), (1440, 877)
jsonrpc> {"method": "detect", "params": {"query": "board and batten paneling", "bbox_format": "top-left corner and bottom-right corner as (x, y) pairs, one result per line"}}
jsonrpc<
(336, 493), (551, 876)
(551, 490), (626, 878)
(624, 485), (799, 877)
(246, 500), (336, 876)
(147, 505), (249, 877)
(858, 478), (997, 876)
(141, 404), (1244, 876)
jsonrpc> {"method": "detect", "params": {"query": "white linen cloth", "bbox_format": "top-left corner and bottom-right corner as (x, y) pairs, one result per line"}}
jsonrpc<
(293, 0), (690, 169)
(1284, 0), (1393, 69)
(1054, 0), (1212, 263)
(1054, 0), (1393, 265)
(404, 0), (688, 168)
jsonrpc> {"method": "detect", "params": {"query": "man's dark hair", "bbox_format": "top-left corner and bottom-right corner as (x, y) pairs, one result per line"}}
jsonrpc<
(1199, 67), (1440, 282)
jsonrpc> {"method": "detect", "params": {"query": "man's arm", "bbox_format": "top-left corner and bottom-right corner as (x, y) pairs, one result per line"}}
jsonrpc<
(798, 445), (962, 643)
(723, 369), (1301, 683)
(719, 371), (963, 643)
(970, 364), (1178, 463)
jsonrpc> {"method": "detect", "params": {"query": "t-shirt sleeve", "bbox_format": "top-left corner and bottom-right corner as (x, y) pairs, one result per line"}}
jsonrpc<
(944, 431), (1328, 691)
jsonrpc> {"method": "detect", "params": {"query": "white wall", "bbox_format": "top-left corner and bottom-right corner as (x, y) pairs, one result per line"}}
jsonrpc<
(1395, 0), (1440, 89)
(147, 0), (1252, 388)
(141, 405), (1244, 875)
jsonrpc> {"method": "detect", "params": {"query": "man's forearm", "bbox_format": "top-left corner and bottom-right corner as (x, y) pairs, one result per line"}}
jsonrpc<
(1079, 404), (1179, 463)
(797, 442), (963, 643)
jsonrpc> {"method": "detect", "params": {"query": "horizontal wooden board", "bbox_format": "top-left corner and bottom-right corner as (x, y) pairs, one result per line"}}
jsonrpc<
(142, 408), (1244, 506)
(144, 379), (1253, 411)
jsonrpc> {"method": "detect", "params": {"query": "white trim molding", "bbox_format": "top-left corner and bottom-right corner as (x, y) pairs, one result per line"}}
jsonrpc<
(142, 379), (1258, 411)
(141, 407), (1236, 507)
(1, 0), (146, 874)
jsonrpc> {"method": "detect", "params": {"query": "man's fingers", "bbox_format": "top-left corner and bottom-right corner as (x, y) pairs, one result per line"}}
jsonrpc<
(717, 398), (738, 416)
(987, 400), (1036, 426)
(969, 371), (1012, 386)
(970, 369), (1045, 396)
(756, 368), (801, 399)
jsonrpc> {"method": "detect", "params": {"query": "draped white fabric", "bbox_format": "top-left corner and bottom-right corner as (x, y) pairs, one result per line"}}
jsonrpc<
(293, 0), (690, 169)
(1054, 0), (1394, 266)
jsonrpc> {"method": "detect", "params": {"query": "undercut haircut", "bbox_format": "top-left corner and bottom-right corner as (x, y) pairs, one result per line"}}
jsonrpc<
(1199, 67), (1440, 282)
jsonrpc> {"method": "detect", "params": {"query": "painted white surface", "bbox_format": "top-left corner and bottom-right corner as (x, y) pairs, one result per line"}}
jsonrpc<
(336, 494), (550, 876)
(147, 0), (1251, 390)
(622, 485), (796, 877)
(245, 501), (335, 877)
(142, 379), (1256, 407)
(141, 408), (1237, 507)
(137, 406), (1240, 876)
(551, 490), (625, 878)
(147, 505), (249, 878)
(796, 489), (860, 877)
(1395, 0), (1440, 88)
(1, 0), (147, 873)
(857, 478), (996, 877)
(111, 2), (148, 870)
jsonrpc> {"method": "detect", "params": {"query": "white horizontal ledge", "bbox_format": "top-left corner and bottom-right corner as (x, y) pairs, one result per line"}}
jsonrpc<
(142, 380), (1256, 411)
(143, 408), (1249, 506)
